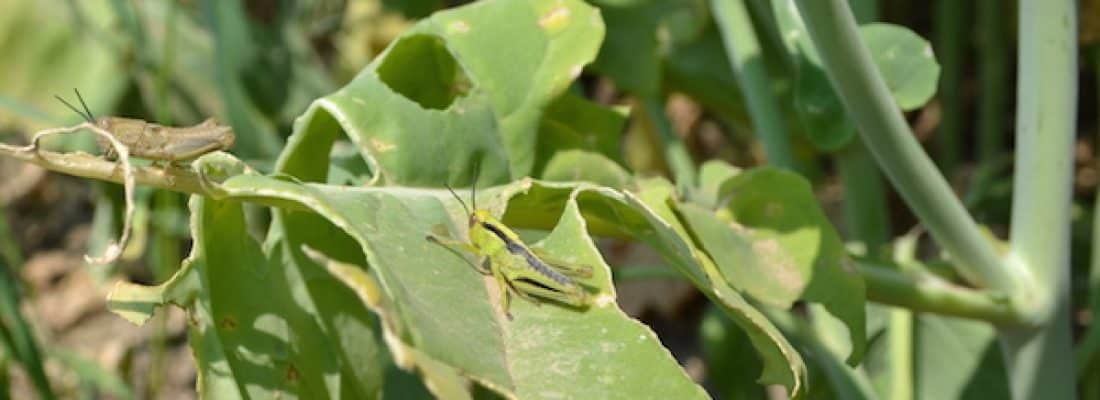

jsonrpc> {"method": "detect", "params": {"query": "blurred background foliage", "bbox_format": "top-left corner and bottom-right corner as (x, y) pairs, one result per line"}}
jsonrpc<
(0, 0), (1096, 398)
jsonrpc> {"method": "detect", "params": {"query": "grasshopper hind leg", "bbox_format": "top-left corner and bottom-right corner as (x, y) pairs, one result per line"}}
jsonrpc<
(531, 248), (594, 279)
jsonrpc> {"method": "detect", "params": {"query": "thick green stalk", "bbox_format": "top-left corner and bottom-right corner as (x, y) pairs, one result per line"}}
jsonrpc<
(840, 4), (909, 399)
(710, 0), (797, 170)
(932, 0), (969, 174)
(858, 261), (1021, 325)
(837, 0), (890, 255)
(792, 0), (1017, 293)
(886, 308), (912, 400)
(837, 0), (890, 252)
(998, 0), (1078, 398)
(976, 0), (1008, 164)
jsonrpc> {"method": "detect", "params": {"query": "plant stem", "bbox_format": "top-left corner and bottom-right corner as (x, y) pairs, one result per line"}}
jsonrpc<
(711, 0), (797, 170)
(642, 98), (696, 194)
(858, 261), (1021, 325)
(998, 0), (1078, 397)
(932, 0), (969, 174)
(976, 0), (1008, 164)
(0, 144), (206, 194)
(836, 131), (891, 254)
(836, 0), (890, 255)
(886, 308), (913, 400)
(792, 0), (1017, 293)
(841, 4), (912, 400)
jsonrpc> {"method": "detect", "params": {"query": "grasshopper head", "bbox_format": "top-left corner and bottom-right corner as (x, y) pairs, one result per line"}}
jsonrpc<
(471, 209), (494, 227)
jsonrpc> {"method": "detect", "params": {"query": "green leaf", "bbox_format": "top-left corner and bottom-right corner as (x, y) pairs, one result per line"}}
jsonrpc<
(679, 203), (806, 307)
(123, 158), (805, 398)
(618, 179), (807, 397)
(861, 23), (940, 111)
(542, 150), (631, 189)
(590, 2), (666, 97)
(277, 0), (604, 184)
(694, 160), (741, 208)
(535, 91), (628, 174)
(680, 166), (866, 365)
(192, 174), (710, 399)
(590, 0), (710, 97)
(109, 1), (816, 396)
(108, 195), (384, 399)
(770, 0), (854, 151)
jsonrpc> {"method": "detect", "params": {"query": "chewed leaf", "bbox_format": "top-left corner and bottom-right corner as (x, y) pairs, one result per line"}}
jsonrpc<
(276, 0), (604, 186)
(110, 195), (384, 399)
(182, 174), (711, 399)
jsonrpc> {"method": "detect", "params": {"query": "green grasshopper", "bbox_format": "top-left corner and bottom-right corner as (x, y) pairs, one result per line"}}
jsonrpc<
(427, 175), (593, 320)
(55, 90), (235, 162)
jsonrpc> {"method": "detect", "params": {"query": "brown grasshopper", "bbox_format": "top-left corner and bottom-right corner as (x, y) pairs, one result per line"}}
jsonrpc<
(55, 90), (235, 162)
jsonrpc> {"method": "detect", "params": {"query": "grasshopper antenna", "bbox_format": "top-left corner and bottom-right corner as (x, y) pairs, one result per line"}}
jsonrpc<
(73, 88), (96, 122)
(54, 89), (95, 123)
(471, 159), (481, 212)
(54, 94), (93, 124)
(444, 184), (472, 221)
